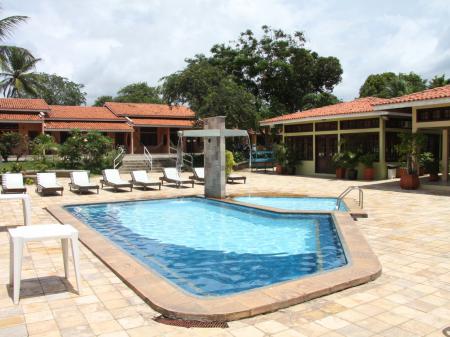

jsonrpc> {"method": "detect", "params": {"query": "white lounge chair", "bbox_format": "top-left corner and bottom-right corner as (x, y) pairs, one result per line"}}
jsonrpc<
(101, 169), (133, 192)
(130, 170), (161, 190)
(1, 173), (26, 194)
(227, 173), (247, 184)
(36, 172), (64, 196)
(69, 171), (99, 194)
(189, 167), (204, 184)
(160, 168), (194, 188)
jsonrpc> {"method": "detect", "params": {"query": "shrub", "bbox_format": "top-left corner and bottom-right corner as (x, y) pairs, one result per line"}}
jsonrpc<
(0, 132), (27, 162)
(31, 134), (59, 162)
(273, 143), (287, 167)
(59, 130), (114, 173)
(25, 178), (34, 185)
(395, 133), (426, 174)
(225, 150), (235, 176)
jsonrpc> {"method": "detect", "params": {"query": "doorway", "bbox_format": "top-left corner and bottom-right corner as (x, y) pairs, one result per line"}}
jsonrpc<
(315, 134), (337, 174)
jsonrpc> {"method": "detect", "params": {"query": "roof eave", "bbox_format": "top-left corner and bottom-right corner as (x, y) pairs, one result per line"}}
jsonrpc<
(260, 111), (411, 126)
(373, 97), (450, 110)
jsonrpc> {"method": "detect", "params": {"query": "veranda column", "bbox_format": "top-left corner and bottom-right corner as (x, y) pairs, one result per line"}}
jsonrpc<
(443, 128), (449, 182)
(378, 117), (386, 179)
(130, 131), (134, 154)
(166, 128), (171, 153)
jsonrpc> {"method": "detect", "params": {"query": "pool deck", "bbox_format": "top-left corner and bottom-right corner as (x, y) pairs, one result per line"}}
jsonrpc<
(0, 171), (449, 336)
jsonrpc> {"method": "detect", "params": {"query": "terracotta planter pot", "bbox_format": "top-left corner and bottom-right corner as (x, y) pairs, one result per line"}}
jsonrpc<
(400, 174), (420, 190)
(335, 167), (346, 179)
(429, 173), (440, 182)
(363, 167), (375, 181)
(396, 167), (408, 178)
(275, 164), (283, 174)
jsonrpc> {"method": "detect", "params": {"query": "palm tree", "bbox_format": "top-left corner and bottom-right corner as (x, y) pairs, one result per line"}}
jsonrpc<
(0, 8), (40, 97)
(0, 9), (28, 61)
(0, 46), (40, 97)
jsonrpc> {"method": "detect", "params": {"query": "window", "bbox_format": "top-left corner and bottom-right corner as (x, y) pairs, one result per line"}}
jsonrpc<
(60, 132), (70, 143)
(341, 133), (379, 159)
(385, 132), (401, 162)
(284, 123), (313, 133)
(28, 131), (39, 140)
(386, 117), (412, 129)
(315, 121), (337, 131)
(140, 127), (158, 146)
(417, 107), (450, 122)
(170, 128), (180, 146)
(0, 123), (18, 134)
(340, 118), (379, 130)
(285, 136), (313, 160)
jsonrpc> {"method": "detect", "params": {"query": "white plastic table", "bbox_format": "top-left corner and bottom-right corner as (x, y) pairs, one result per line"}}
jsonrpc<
(1, 194), (81, 304)
(8, 224), (81, 304)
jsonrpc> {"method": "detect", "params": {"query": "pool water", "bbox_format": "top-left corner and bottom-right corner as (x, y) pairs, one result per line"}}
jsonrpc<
(66, 198), (347, 296)
(234, 196), (348, 211)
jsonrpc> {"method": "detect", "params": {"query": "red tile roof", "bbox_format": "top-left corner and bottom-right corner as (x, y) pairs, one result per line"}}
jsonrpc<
(48, 105), (124, 120)
(131, 118), (194, 127)
(374, 84), (450, 106)
(105, 102), (195, 118)
(44, 121), (132, 132)
(0, 98), (50, 111)
(0, 113), (43, 122)
(261, 97), (386, 124)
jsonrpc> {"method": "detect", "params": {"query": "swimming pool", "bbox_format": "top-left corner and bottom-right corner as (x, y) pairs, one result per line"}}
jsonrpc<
(65, 197), (347, 296)
(233, 196), (348, 211)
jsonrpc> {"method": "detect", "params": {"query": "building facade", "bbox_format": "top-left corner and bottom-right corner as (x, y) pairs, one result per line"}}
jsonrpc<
(261, 85), (450, 180)
(374, 85), (450, 183)
(0, 98), (196, 155)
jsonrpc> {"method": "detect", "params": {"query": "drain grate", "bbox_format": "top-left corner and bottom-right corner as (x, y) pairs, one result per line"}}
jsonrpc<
(153, 315), (229, 328)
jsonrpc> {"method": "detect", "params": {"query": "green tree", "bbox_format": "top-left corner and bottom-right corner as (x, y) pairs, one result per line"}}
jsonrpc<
(162, 27), (343, 127)
(93, 95), (114, 107)
(162, 60), (258, 129)
(115, 82), (162, 103)
(0, 46), (40, 97)
(207, 26), (343, 115)
(301, 92), (341, 110)
(428, 74), (450, 89)
(0, 131), (26, 162)
(22, 73), (86, 105)
(359, 72), (427, 98)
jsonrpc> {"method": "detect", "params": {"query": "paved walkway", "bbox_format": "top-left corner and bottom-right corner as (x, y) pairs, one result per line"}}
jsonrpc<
(0, 171), (449, 337)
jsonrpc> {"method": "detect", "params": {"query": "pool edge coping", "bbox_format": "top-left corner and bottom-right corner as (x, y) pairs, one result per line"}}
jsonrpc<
(46, 198), (380, 322)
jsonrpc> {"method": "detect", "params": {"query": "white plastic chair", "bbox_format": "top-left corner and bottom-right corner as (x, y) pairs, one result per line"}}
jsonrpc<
(1, 194), (80, 304)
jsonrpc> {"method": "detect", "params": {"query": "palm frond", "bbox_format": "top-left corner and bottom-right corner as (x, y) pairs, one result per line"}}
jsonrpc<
(0, 15), (28, 42)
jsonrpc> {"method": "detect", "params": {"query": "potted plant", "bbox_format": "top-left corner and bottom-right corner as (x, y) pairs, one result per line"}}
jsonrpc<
(420, 152), (440, 182)
(345, 151), (359, 180)
(286, 145), (300, 175)
(273, 143), (287, 174)
(359, 153), (377, 181)
(332, 152), (347, 179)
(395, 133), (426, 190)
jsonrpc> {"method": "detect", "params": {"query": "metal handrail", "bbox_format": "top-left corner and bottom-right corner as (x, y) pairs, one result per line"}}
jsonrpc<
(143, 146), (153, 171)
(336, 186), (363, 210)
(113, 146), (125, 169)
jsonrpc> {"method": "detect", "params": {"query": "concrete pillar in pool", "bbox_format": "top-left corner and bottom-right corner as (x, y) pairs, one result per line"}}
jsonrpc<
(204, 116), (226, 198)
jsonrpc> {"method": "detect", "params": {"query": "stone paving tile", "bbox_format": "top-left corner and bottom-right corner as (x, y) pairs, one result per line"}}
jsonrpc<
(0, 172), (449, 336)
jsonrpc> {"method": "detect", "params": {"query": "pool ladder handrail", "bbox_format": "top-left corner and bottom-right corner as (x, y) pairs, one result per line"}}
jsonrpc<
(336, 186), (363, 210)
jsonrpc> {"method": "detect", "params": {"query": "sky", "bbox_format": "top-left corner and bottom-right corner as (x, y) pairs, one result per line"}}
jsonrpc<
(3, 0), (450, 105)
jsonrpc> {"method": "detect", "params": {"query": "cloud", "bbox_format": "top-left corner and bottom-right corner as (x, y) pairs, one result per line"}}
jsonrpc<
(3, 0), (450, 104)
